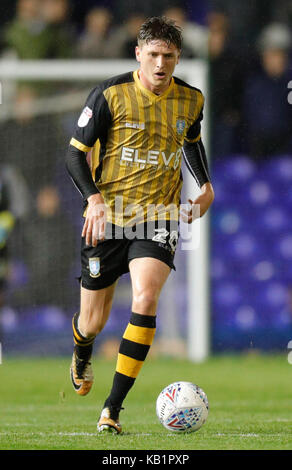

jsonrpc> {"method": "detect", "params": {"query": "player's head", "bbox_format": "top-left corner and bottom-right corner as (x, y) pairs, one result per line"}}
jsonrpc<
(135, 16), (182, 94)
(137, 16), (182, 51)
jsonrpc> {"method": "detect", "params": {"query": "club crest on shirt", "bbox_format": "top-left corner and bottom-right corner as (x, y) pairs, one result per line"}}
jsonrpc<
(176, 119), (186, 135)
(89, 257), (101, 278)
(78, 106), (93, 127)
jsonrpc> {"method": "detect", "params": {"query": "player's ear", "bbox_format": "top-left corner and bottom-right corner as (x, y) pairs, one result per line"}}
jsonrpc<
(135, 46), (141, 63)
(176, 51), (181, 64)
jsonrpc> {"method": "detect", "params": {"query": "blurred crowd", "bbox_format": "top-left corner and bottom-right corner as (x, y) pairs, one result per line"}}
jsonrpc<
(0, 0), (208, 60)
(209, 0), (292, 161)
(0, 0), (291, 161)
(1, 0), (292, 325)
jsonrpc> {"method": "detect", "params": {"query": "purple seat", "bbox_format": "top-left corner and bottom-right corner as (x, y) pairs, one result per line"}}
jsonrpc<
(262, 155), (292, 184)
(259, 206), (291, 232)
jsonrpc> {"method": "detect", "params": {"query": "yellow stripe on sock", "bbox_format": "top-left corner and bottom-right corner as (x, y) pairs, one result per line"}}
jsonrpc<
(72, 318), (94, 345)
(116, 353), (144, 378)
(123, 323), (155, 346)
(72, 318), (84, 343)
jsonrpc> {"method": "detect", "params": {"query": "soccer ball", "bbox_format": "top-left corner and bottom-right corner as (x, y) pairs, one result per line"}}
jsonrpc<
(156, 381), (209, 433)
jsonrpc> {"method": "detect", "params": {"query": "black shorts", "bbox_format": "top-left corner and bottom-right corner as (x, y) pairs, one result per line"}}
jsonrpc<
(81, 220), (179, 290)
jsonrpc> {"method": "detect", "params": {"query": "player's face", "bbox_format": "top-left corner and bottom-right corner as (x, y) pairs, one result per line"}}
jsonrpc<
(135, 40), (180, 94)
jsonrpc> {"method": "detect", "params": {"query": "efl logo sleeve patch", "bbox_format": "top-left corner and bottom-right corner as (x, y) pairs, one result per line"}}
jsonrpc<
(78, 106), (93, 128)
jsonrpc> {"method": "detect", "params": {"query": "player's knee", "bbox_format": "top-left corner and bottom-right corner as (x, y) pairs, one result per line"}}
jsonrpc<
(79, 314), (106, 337)
(132, 289), (158, 315)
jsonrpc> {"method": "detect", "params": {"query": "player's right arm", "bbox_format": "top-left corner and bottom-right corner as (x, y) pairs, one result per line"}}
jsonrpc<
(81, 192), (107, 246)
(65, 86), (112, 246)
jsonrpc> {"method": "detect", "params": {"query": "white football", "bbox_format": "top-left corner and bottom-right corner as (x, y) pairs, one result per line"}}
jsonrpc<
(156, 381), (209, 433)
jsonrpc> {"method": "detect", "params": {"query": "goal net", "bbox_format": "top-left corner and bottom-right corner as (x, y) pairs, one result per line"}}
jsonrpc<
(0, 58), (209, 361)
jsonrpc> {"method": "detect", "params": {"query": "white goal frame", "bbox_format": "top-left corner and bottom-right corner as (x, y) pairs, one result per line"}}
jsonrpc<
(0, 58), (210, 362)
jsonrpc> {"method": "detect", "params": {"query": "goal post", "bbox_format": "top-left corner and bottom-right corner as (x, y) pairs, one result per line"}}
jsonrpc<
(177, 60), (210, 362)
(0, 58), (210, 362)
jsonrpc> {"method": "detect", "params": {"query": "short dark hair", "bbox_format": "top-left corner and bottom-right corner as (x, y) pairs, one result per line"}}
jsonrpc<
(137, 16), (182, 50)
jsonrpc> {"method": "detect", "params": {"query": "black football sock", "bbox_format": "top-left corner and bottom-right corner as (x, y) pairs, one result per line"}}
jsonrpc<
(72, 312), (95, 362)
(104, 312), (156, 409)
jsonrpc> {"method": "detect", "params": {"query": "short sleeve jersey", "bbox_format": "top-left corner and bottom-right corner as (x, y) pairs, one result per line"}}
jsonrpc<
(70, 70), (204, 226)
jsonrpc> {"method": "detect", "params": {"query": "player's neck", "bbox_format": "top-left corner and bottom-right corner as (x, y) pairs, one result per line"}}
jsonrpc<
(137, 70), (171, 95)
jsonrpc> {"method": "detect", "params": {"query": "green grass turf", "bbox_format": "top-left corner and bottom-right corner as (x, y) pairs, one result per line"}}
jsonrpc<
(0, 354), (291, 450)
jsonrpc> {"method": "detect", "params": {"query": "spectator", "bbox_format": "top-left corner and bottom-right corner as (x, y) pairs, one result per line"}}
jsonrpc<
(111, 0), (185, 25)
(76, 6), (113, 59)
(208, 11), (246, 159)
(163, 6), (208, 58)
(42, 0), (75, 57)
(4, 0), (72, 59)
(1, 85), (63, 199)
(42, 0), (69, 24)
(105, 12), (146, 59)
(209, 0), (274, 55)
(12, 186), (76, 310)
(242, 23), (292, 158)
(0, 164), (31, 222)
(0, 162), (31, 340)
(0, 170), (16, 326)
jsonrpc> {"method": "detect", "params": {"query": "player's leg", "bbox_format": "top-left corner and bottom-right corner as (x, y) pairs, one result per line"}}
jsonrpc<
(70, 233), (128, 396)
(98, 257), (170, 433)
(130, 256), (171, 315)
(79, 282), (117, 336)
(70, 282), (117, 396)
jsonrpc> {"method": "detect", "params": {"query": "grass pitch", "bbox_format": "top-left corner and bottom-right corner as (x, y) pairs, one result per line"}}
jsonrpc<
(0, 354), (291, 450)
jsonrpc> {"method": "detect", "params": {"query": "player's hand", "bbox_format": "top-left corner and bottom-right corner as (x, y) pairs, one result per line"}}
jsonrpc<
(181, 182), (214, 223)
(82, 193), (107, 247)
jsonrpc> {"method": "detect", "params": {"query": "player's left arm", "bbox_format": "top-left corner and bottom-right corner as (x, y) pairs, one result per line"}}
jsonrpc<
(182, 101), (214, 222)
(182, 139), (214, 222)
